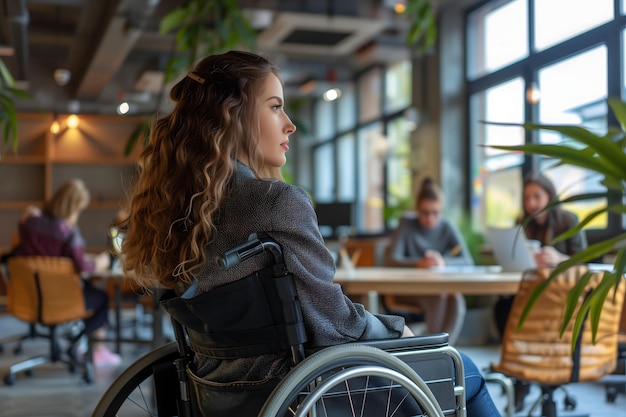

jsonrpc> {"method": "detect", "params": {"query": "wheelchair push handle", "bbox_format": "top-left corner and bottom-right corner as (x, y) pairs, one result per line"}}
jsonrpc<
(219, 233), (284, 269)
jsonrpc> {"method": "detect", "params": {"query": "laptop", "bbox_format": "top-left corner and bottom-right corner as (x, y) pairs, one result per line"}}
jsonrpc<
(486, 227), (538, 273)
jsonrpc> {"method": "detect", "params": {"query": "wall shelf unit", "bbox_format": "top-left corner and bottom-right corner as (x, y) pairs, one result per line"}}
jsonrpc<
(1, 113), (145, 252)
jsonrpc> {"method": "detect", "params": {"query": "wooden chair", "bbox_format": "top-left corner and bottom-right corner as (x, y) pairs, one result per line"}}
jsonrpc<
(2, 256), (94, 385)
(490, 265), (625, 417)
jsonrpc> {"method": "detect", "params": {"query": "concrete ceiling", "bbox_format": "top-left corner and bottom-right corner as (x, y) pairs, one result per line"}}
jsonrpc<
(0, 0), (419, 116)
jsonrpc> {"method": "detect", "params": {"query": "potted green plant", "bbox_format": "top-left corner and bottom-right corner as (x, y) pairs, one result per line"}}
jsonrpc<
(489, 97), (626, 349)
(0, 58), (29, 157)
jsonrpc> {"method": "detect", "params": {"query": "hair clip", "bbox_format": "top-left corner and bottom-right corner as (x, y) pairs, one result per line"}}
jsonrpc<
(187, 72), (205, 84)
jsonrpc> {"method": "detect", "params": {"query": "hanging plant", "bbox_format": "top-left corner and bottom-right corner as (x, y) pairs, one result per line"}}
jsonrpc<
(405, 0), (438, 55)
(0, 58), (29, 158)
(124, 0), (257, 155)
(159, 0), (257, 83)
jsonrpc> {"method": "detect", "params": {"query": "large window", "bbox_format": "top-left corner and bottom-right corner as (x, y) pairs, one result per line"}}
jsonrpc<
(310, 60), (413, 236)
(359, 67), (382, 123)
(385, 60), (412, 113)
(469, 78), (525, 229)
(534, 0), (613, 51)
(467, 0), (528, 80)
(536, 46), (608, 227)
(385, 117), (414, 229)
(358, 123), (385, 234)
(467, 0), (622, 238)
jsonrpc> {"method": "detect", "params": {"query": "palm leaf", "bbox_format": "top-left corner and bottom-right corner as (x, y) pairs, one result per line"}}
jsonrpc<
(523, 123), (626, 178)
(586, 272), (619, 344)
(488, 142), (623, 179)
(549, 206), (606, 244)
(559, 271), (592, 337)
(607, 97), (626, 130)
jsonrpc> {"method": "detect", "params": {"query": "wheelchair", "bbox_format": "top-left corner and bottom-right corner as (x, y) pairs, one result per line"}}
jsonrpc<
(92, 233), (467, 417)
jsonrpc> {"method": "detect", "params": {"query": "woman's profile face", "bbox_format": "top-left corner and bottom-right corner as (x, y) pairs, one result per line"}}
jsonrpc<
(417, 199), (442, 230)
(523, 182), (551, 218)
(257, 73), (296, 168)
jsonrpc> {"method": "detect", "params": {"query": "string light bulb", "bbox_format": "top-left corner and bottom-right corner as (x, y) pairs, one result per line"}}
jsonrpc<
(67, 114), (80, 129)
(526, 82), (541, 104)
(117, 102), (130, 115)
(394, 1), (406, 14)
(323, 87), (342, 102)
(50, 120), (60, 134)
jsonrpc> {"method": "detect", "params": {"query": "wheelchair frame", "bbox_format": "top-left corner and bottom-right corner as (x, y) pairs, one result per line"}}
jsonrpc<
(92, 234), (467, 417)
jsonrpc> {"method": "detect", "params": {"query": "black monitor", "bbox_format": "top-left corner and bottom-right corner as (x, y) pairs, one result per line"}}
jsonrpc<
(314, 202), (353, 239)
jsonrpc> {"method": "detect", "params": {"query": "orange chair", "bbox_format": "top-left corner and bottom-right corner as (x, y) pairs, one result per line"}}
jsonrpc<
(2, 256), (94, 385)
(0, 254), (41, 355)
(490, 265), (625, 416)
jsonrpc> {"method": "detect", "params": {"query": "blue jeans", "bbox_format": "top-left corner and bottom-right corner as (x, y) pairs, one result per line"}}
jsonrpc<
(461, 351), (502, 416)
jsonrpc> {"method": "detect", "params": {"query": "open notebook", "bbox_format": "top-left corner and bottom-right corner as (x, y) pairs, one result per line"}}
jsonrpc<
(486, 227), (538, 273)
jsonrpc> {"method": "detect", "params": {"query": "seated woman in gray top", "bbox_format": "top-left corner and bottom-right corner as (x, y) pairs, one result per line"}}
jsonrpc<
(386, 176), (473, 344)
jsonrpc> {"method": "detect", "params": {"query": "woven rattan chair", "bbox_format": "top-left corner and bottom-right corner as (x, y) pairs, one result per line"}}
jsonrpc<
(490, 265), (625, 417)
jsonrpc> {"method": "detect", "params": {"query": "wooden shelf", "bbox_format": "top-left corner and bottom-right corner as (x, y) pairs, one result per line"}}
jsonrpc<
(0, 155), (46, 164)
(0, 201), (41, 210)
(52, 157), (138, 165)
(0, 113), (145, 248)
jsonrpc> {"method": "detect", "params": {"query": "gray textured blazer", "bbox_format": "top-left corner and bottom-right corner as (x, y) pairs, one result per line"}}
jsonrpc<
(192, 162), (404, 383)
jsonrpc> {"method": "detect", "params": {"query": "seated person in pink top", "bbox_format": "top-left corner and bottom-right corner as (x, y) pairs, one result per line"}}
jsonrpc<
(15, 179), (121, 368)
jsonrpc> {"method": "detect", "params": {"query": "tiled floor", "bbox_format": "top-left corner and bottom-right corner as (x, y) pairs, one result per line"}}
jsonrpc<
(0, 313), (624, 417)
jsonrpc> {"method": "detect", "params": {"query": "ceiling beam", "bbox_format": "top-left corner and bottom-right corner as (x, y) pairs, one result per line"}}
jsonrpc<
(63, 0), (120, 98)
(74, 15), (141, 100)
(67, 0), (162, 100)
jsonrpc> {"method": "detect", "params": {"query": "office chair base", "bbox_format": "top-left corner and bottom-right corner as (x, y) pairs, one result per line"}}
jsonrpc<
(524, 386), (586, 417)
(485, 371), (515, 417)
(604, 356), (626, 403)
(3, 347), (94, 386)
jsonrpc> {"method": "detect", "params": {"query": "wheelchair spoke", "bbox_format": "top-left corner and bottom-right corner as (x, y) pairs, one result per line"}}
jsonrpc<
(124, 380), (156, 416)
(92, 343), (179, 417)
(359, 376), (369, 417)
(389, 391), (411, 417)
(344, 378), (356, 417)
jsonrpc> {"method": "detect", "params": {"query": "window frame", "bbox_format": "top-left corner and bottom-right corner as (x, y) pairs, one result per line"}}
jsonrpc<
(465, 0), (625, 244)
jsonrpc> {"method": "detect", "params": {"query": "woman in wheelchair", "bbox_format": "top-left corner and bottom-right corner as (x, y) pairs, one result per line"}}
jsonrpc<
(116, 50), (501, 416)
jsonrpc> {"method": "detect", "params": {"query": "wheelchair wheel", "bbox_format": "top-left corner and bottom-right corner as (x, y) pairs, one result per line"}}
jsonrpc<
(92, 342), (181, 417)
(259, 344), (446, 417)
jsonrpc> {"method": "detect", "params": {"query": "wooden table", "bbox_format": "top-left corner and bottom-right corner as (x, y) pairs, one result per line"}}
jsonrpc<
(91, 270), (166, 353)
(334, 266), (522, 314)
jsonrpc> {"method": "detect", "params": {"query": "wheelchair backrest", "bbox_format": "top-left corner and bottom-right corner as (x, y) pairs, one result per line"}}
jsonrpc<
(161, 233), (307, 363)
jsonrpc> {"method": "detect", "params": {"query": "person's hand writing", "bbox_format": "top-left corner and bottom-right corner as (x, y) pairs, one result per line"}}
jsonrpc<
(416, 250), (445, 268)
(534, 246), (566, 267)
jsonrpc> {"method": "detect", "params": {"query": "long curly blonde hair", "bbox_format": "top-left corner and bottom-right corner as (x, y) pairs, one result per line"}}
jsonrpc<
(119, 51), (280, 289)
